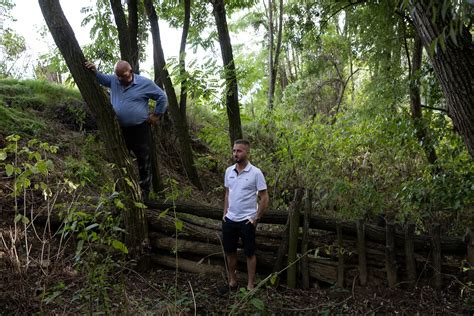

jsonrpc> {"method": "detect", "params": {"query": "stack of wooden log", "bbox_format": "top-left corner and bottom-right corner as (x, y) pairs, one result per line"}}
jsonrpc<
(145, 191), (473, 289)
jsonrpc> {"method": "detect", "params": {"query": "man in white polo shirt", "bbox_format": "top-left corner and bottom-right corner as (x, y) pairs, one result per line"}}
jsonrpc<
(219, 139), (269, 294)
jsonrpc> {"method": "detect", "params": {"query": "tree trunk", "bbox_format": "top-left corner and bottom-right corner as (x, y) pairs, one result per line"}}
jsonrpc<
(127, 0), (140, 73)
(178, 0), (191, 119)
(109, 0), (133, 66)
(409, 33), (437, 164)
(210, 0), (243, 146)
(411, 2), (474, 157)
(38, 0), (148, 257)
(267, 0), (283, 110)
(144, 0), (203, 190)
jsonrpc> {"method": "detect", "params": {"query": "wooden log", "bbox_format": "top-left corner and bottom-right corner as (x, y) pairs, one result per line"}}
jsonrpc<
(301, 189), (312, 289)
(386, 222), (398, 288)
(356, 219), (368, 286)
(149, 232), (278, 268)
(336, 222), (345, 288)
(287, 188), (304, 288)
(432, 223), (442, 290)
(468, 228), (474, 283)
(405, 222), (417, 287)
(151, 254), (224, 275)
(308, 258), (338, 284)
(145, 200), (466, 254)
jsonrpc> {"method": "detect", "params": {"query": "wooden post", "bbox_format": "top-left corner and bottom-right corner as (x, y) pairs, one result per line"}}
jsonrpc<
(336, 222), (345, 288)
(301, 189), (312, 289)
(356, 219), (367, 286)
(405, 222), (417, 287)
(385, 222), (397, 288)
(467, 228), (474, 283)
(432, 223), (442, 290)
(287, 188), (303, 288)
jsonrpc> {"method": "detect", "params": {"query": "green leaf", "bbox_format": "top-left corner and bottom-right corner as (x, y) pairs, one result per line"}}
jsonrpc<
(22, 215), (30, 225)
(0, 151), (7, 161)
(111, 239), (128, 254)
(85, 223), (99, 231)
(114, 199), (125, 209)
(175, 219), (184, 232)
(270, 273), (278, 285)
(125, 177), (134, 188)
(5, 164), (14, 176)
(159, 210), (169, 218)
(14, 214), (23, 223)
(250, 298), (265, 310)
(134, 202), (147, 209)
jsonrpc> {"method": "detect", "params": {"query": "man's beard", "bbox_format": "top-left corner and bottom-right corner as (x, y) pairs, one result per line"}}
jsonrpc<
(234, 157), (242, 163)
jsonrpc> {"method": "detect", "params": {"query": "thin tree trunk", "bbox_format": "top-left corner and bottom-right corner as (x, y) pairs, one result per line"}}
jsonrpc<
(127, 0), (140, 73)
(210, 0), (243, 146)
(109, 0), (133, 65)
(268, 0), (283, 109)
(144, 0), (203, 190)
(38, 0), (148, 257)
(409, 33), (438, 164)
(411, 2), (474, 158)
(179, 0), (191, 119)
(267, 0), (274, 109)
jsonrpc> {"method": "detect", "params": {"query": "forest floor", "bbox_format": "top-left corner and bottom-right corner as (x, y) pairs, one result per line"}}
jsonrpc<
(0, 225), (471, 316)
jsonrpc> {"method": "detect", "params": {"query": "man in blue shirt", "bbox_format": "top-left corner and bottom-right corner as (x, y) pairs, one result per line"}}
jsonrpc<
(85, 60), (168, 198)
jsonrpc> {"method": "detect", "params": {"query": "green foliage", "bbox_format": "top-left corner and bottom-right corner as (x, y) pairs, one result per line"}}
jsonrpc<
(0, 28), (26, 77)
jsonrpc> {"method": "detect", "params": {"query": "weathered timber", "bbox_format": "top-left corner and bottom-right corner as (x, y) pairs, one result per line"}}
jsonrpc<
(145, 200), (466, 254)
(151, 254), (224, 275)
(301, 189), (312, 289)
(288, 188), (303, 288)
(386, 223), (398, 288)
(356, 219), (368, 286)
(432, 224), (442, 290)
(467, 228), (474, 283)
(405, 222), (417, 287)
(336, 222), (345, 288)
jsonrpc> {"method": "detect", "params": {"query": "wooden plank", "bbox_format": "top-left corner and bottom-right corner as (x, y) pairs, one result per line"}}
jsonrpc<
(386, 223), (397, 288)
(405, 222), (417, 287)
(432, 223), (442, 290)
(336, 222), (345, 288)
(287, 188), (304, 288)
(356, 219), (367, 286)
(301, 189), (312, 289)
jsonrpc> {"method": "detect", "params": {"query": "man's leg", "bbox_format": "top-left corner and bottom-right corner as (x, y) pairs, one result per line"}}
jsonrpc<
(241, 221), (257, 290)
(246, 254), (257, 290)
(129, 123), (152, 197)
(226, 252), (238, 287)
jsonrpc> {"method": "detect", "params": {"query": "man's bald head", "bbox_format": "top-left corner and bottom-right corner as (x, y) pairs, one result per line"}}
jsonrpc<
(114, 60), (133, 86)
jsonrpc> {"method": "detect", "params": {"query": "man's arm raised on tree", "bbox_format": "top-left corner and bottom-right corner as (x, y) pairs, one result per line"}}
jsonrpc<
(84, 61), (112, 87)
(250, 189), (269, 226)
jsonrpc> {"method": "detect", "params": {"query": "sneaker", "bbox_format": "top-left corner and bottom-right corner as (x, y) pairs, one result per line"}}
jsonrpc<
(217, 283), (239, 296)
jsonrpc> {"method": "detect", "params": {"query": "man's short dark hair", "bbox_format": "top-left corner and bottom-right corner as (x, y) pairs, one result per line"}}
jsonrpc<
(234, 139), (250, 147)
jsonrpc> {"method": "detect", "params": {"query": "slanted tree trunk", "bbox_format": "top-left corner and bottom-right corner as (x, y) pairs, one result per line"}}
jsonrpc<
(210, 0), (243, 146)
(409, 33), (438, 164)
(411, 2), (474, 158)
(38, 0), (148, 257)
(144, 0), (203, 190)
(178, 0), (191, 119)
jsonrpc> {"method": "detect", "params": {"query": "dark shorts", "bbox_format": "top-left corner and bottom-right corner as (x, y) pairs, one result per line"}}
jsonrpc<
(222, 217), (256, 257)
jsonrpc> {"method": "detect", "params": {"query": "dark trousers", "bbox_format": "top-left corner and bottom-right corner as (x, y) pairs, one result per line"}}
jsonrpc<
(121, 122), (152, 197)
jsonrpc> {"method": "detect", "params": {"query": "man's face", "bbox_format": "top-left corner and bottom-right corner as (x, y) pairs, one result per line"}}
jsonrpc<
(116, 68), (133, 86)
(233, 143), (249, 164)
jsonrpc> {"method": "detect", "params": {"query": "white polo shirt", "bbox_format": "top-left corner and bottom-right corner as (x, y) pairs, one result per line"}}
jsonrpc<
(224, 162), (267, 221)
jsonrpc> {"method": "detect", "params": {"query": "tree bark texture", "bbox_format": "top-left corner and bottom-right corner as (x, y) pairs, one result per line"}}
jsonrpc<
(356, 219), (368, 286)
(144, 0), (203, 190)
(210, 0), (243, 146)
(179, 0), (191, 119)
(38, 0), (148, 256)
(127, 0), (140, 73)
(404, 222), (417, 287)
(411, 2), (474, 157)
(267, 0), (283, 110)
(385, 223), (398, 288)
(287, 188), (303, 288)
(109, 0), (133, 66)
(409, 33), (437, 164)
